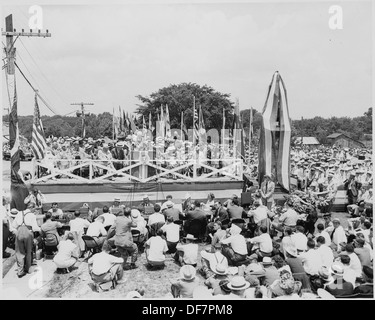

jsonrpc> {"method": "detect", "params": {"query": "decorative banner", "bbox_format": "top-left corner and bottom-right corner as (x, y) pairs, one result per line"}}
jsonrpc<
(258, 71), (291, 192)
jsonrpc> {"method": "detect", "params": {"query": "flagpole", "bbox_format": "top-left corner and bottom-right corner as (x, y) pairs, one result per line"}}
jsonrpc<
(112, 106), (115, 140)
(249, 107), (253, 155)
(181, 112), (183, 138)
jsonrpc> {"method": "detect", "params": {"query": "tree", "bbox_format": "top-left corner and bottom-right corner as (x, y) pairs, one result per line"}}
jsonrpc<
(135, 83), (235, 132)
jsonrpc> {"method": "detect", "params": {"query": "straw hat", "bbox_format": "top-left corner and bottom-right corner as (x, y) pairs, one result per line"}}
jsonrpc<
(179, 265), (196, 281)
(184, 234), (197, 241)
(211, 263), (228, 276)
(165, 200), (174, 208)
(285, 246), (298, 257)
(9, 208), (18, 217)
(227, 276), (250, 291)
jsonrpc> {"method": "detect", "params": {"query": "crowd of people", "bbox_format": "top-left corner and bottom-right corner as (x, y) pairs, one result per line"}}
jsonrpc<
(2, 179), (373, 298)
(32, 130), (245, 180)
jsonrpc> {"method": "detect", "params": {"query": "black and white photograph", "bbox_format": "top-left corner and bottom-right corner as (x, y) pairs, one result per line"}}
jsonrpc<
(1, 0), (373, 302)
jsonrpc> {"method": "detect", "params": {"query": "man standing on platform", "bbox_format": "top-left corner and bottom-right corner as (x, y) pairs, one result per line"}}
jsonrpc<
(260, 174), (275, 210)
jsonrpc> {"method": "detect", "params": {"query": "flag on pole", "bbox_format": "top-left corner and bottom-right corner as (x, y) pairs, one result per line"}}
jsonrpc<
(129, 113), (137, 132)
(181, 111), (187, 139)
(31, 94), (48, 160)
(142, 115), (147, 130)
(118, 106), (123, 133)
(198, 104), (207, 145)
(112, 107), (120, 138)
(149, 112), (154, 132)
(165, 104), (171, 138)
(193, 96), (199, 144)
(159, 105), (165, 138)
(9, 82), (28, 210)
(232, 99), (245, 160)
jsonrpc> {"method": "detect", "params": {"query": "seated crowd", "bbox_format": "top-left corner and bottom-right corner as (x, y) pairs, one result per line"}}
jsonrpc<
(3, 187), (373, 299)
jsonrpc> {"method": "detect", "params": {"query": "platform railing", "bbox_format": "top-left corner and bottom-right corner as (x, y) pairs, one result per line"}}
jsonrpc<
(30, 157), (244, 184)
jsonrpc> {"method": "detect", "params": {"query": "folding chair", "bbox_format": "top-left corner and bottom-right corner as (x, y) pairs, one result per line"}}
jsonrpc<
(82, 235), (102, 260)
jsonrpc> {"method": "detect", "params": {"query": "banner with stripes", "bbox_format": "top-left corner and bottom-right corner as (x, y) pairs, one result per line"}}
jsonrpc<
(259, 71), (291, 191)
(9, 81), (29, 210)
(31, 94), (48, 160)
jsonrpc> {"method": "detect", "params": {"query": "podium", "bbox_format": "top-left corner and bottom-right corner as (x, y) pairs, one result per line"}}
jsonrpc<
(241, 192), (252, 206)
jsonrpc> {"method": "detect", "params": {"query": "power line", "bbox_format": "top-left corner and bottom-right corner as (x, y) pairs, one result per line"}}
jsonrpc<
(19, 37), (70, 107)
(14, 61), (60, 115)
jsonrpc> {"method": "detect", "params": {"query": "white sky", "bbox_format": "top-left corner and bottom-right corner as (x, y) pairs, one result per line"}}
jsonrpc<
(1, 0), (373, 120)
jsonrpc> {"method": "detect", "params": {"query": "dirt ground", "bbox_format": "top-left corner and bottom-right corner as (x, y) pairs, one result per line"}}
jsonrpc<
(41, 244), (209, 299)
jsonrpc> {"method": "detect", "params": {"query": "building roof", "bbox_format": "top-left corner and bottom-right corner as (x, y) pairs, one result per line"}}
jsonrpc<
(326, 133), (342, 139)
(295, 137), (320, 145)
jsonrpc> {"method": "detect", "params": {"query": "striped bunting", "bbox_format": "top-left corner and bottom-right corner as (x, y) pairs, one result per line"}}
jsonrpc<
(259, 71), (291, 191)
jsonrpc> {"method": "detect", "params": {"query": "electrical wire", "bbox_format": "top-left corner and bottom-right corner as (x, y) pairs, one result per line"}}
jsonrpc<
(14, 61), (60, 115)
(19, 37), (70, 107)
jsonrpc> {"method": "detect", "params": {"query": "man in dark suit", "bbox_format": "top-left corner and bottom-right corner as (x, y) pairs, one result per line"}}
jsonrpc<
(111, 142), (126, 170)
(227, 198), (246, 220)
(344, 173), (362, 206)
(184, 200), (207, 238)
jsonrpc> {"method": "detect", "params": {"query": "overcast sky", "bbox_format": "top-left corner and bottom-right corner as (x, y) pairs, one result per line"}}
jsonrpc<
(1, 1), (373, 120)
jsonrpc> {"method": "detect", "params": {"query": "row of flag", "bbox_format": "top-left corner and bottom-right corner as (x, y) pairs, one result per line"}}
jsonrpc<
(9, 77), (47, 210)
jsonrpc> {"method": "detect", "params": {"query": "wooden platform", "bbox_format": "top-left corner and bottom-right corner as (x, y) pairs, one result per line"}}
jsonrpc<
(33, 179), (244, 212)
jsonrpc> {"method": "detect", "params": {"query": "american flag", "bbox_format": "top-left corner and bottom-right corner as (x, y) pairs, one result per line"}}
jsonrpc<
(193, 97), (199, 144)
(31, 94), (47, 160)
(9, 83), (28, 210)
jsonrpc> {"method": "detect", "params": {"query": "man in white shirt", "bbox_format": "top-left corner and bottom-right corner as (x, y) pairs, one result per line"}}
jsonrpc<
(145, 229), (168, 268)
(88, 244), (124, 286)
(316, 236), (334, 268)
(247, 200), (268, 225)
(69, 211), (90, 233)
(339, 254), (357, 287)
(53, 232), (79, 271)
(220, 224), (248, 266)
(86, 215), (107, 247)
(248, 225), (273, 260)
(47, 202), (64, 219)
(299, 239), (323, 276)
(147, 204), (166, 227)
(339, 243), (362, 278)
(325, 218), (347, 253)
(291, 226), (308, 253)
(272, 200), (300, 232)
(101, 206), (116, 228)
(315, 223), (331, 247)
(174, 234), (199, 266)
(160, 195), (174, 212)
(160, 216), (180, 253)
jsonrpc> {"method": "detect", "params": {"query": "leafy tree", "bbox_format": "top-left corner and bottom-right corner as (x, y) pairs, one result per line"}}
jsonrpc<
(135, 83), (235, 132)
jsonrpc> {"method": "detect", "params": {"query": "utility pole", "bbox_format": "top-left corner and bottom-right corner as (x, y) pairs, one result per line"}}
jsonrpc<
(71, 102), (94, 138)
(2, 13), (51, 140)
(2, 14), (51, 76)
